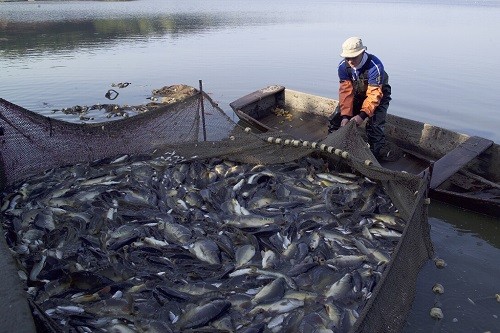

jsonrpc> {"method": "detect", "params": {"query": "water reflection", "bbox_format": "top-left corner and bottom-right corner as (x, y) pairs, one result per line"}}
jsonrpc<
(429, 201), (499, 249)
(1, 15), (234, 57)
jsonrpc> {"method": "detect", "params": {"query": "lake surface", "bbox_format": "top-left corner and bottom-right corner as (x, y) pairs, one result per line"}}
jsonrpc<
(1, 0), (499, 332)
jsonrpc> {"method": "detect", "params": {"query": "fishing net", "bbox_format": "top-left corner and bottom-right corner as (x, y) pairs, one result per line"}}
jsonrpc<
(0, 89), (433, 333)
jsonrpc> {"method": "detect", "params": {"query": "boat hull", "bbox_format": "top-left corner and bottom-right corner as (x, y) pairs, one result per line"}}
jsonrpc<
(230, 86), (500, 217)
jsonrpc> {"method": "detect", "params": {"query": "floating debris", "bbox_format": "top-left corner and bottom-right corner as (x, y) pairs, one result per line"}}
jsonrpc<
(1, 152), (406, 332)
(104, 89), (119, 100)
(434, 258), (447, 269)
(111, 82), (131, 89)
(430, 307), (444, 320)
(52, 84), (199, 120)
(432, 283), (445, 294)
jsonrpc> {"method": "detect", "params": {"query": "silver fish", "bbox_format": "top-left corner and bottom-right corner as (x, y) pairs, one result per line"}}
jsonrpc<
(369, 227), (402, 239)
(189, 238), (221, 265)
(252, 268), (297, 290)
(251, 277), (286, 305)
(353, 238), (391, 264)
(177, 300), (231, 329)
(316, 173), (354, 184)
(261, 249), (278, 269)
(224, 215), (276, 228)
(325, 255), (368, 268)
(249, 298), (304, 315)
(324, 301), (342, 329)
(220, 198), (251, 216)
(247, 170), (275, 185)
(235, 244), (256, 268)
(56, 305), (85, 315)
(162, 220), (192, 245)
(29, 255), (47, 281)
(107, 323), (138, 333)
(325, 273), (352, 299)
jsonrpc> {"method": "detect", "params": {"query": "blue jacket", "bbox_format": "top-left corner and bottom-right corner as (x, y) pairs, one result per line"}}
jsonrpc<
(337, 53), (390, 118)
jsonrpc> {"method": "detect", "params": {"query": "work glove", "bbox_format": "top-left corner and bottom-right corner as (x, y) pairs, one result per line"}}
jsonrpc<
(350, 115), (364, 126)
(340, 118), (349, 127)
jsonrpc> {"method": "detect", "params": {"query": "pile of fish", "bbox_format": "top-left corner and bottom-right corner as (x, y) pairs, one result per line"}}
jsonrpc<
(1, 151), (406, 333)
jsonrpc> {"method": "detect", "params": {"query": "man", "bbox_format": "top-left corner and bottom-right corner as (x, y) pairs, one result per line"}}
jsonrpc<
(329, 37), (392, 160)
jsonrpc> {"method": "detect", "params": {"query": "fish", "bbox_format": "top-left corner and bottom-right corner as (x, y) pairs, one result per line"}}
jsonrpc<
(176, 299), (231, 329)
(247, 170), (276, 185)
(325, 254), (368, 269)
(221, 198), (251, 216)
(252, 268), (297, 290)
(224, 215), (277, 228)
(247, 196), (275, 210)
(324, 301), (342, 329)
(261, 249), (278, 269)
(29, 255), (47, 281)
(56, 305), (85, 315)
(316, 173), (355, 184)
(325, 273), (353, 300)
(267, 313), (287, 331)
(107, 323), (138, 333)
(235, 244), (256, 268)
(161, 219), (192, 245)
(33, 209), (55, 231)
(251, 277), (286, 305)
(298, 312), (333, 333)
(188, 238), (221, 265)
(0, 152), (407, 333)
(369, 227), (402, 240)
(154, 285), (191, 302)
(341, 308), (359, 332)
(249, 298), (304, 315)
(353, 238), (391, 264)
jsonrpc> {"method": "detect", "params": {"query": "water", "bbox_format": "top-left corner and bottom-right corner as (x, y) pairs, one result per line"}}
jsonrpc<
(1, 0), (499, 331)
(404, 202), (499, 332)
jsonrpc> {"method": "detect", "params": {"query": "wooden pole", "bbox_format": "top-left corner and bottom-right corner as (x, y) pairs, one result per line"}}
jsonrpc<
(199, 80), (207, 141)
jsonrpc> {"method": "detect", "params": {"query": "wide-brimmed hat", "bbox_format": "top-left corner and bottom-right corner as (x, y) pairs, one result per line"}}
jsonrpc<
(340, 37), (367, 58)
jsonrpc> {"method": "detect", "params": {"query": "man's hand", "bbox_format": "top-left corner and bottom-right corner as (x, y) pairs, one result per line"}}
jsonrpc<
(341, 118), (349, 127)
(350, 115), (364, 126)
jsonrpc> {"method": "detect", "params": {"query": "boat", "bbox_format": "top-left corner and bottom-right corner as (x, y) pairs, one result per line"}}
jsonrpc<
(230, 85), (500, 217)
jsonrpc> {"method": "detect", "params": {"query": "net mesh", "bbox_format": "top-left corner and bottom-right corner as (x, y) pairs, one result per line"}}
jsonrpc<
(0, 91), (433, 333)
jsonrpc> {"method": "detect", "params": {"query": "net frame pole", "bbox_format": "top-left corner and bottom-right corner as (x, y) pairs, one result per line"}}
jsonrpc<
(199, 80), (207, 141)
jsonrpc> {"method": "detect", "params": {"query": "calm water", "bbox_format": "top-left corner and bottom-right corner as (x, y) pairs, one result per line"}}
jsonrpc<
(1, 0), (499, 331)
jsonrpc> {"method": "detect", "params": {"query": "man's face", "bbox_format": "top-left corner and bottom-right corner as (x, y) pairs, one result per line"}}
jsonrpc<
(345, 52), (363, 67)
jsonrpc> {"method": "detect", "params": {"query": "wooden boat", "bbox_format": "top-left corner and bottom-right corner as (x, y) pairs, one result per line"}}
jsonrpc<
(230, 85), (500, 217)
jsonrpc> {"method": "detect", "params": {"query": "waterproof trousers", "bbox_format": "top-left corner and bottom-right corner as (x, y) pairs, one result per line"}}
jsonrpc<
(329, 99), (390, 158)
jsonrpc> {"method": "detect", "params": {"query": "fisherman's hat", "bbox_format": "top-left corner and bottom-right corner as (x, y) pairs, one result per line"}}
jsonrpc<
(340, 37), (367, 58)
